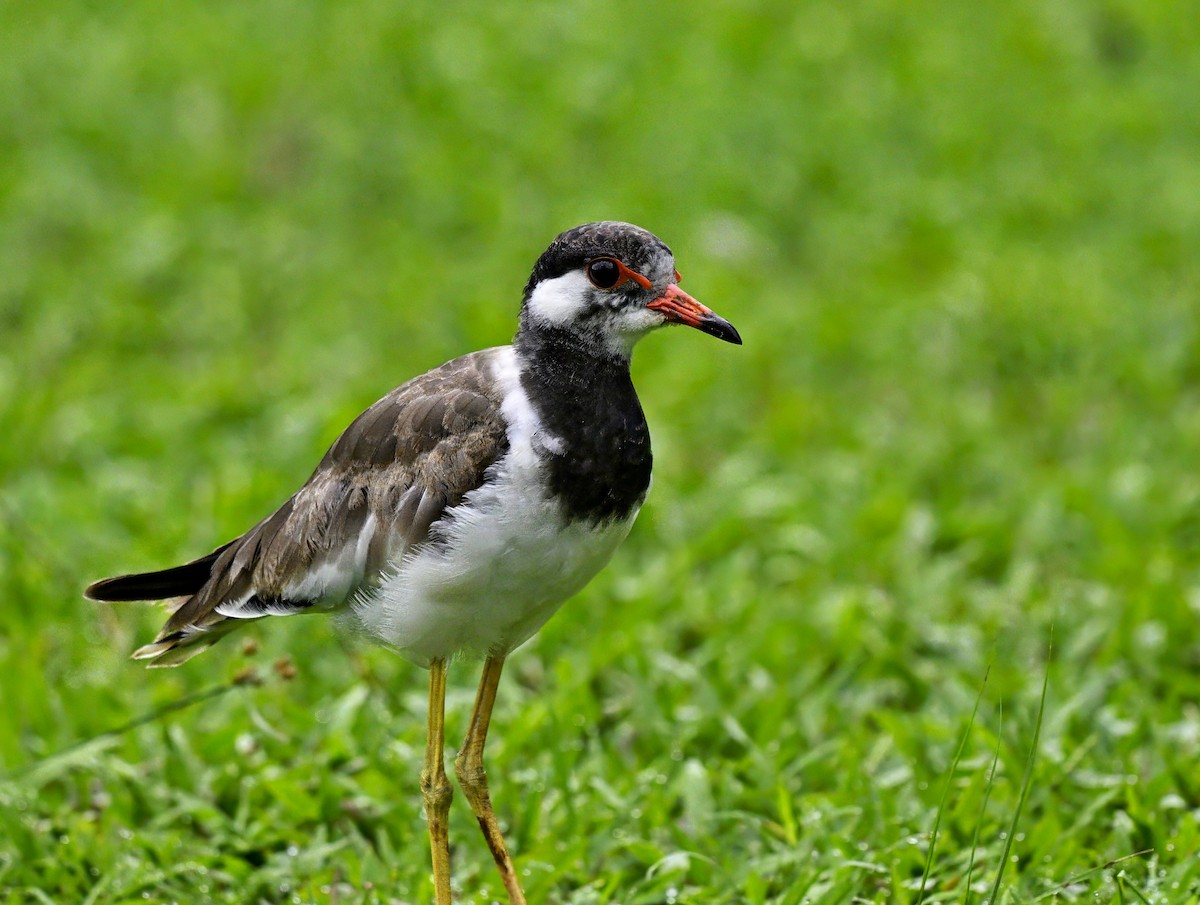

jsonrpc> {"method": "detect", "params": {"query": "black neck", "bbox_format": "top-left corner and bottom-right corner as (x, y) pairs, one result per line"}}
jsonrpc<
(514, 324), (652, 524)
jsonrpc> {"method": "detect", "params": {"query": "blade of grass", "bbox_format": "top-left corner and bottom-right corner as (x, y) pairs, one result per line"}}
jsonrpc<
(1115, 872), (1154, 905)
(916, 665), (991, 905)
(965, 700), (1003, 905)
(986, 633), (1053, 904)
(1028, 850), (1154, 903)
(2, 669), (261, 782)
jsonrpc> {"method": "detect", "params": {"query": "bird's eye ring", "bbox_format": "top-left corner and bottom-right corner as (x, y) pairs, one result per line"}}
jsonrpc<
(586, 258), (622, 290)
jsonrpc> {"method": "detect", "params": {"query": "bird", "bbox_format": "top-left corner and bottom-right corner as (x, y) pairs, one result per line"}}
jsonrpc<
(85, 221), (741, 904)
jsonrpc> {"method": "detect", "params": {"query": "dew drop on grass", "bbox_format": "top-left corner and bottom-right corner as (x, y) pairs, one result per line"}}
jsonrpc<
(235, 733), (258, 756)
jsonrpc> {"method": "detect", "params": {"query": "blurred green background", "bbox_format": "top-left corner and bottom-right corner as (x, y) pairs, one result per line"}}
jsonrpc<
(3, 0), (1200, 902)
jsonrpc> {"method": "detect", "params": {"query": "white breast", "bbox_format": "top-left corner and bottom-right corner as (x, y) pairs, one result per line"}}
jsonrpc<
(345, 347), (639, 666)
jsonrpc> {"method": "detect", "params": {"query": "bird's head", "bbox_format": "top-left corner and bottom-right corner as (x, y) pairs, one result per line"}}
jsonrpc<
(519, 221), (741, 360)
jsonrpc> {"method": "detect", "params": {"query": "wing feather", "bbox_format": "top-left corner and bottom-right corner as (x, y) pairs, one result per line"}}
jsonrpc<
(125, 348), (510, 664)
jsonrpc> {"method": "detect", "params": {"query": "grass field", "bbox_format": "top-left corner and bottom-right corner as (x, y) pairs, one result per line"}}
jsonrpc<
(3, 0), (1200, 902)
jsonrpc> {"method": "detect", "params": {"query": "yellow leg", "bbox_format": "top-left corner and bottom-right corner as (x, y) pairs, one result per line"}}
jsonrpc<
(421, 658), (454, 905)
(454, 656), (527, 905)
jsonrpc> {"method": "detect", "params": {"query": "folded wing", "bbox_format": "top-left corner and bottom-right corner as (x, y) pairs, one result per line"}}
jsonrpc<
(86, 350), (509, 666)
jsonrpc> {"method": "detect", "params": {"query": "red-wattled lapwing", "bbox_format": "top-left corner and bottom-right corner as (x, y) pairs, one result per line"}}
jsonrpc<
(86, 221), (741, 904)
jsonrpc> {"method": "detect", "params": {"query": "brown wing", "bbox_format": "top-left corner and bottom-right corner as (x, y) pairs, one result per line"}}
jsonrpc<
(106, 348), (510, 666)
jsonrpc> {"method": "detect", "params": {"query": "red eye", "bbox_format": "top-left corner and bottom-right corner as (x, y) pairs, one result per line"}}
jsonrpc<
(586, 258), (622, 289)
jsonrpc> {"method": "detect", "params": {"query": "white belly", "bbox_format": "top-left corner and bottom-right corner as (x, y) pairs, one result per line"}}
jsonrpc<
(347, 460), (636, 665)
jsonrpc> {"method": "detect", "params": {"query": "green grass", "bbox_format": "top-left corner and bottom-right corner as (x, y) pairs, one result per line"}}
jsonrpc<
(3, 0), (1200, 901)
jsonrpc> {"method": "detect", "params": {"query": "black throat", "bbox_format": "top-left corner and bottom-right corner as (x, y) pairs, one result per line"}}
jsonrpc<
(514, 325), (652, 525)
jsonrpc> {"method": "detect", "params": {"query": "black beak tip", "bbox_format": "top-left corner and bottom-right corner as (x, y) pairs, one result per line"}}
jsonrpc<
(701, 315), (743, 345)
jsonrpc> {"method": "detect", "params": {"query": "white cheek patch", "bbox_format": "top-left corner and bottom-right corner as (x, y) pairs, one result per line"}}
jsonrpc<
(525, 270), (594, 327)
(526, 267), (673, 358)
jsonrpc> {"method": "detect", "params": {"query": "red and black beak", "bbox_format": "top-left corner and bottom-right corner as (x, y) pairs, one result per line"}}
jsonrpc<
(647, 284), (742, 345)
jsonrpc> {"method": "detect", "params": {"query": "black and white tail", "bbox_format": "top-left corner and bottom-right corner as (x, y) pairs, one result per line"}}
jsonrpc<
(85, 541), (244, 667)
